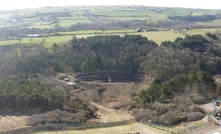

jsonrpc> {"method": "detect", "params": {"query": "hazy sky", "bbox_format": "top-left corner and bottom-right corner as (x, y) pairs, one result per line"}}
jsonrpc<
(0, 0), (220, 10)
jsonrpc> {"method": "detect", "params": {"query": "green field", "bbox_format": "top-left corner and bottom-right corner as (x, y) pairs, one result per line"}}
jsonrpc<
(60, 29), (136, 35)
(130, 28), (221, 45)
(0, 36), (73, 48)
(0, 6), (91, 28)
(1, 6), (221, 29)
(0, 28), (220, 47)
(90, 8), (168, 21)
(131, 31), (185, 45)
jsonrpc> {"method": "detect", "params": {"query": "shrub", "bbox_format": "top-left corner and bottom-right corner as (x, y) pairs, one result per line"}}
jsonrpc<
(150, 102), (170, 114)
(111, 101), (135, 110)
(131, 109), (157, 121)
(186, 112), (205, 122)
(26, 109), (88, 126)
(159, 109), (187, 125)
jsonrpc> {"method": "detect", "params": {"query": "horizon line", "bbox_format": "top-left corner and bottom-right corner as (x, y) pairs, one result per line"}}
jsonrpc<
(0, 5), (220, 11)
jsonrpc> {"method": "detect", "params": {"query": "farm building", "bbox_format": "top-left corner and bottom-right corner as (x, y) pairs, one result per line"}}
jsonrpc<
(28, 34), (40, 37)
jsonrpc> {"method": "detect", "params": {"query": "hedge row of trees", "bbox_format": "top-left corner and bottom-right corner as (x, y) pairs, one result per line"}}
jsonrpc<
(168, 14), (218, 22)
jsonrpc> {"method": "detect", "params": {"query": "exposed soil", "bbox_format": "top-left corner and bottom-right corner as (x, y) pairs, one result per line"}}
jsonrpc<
(69, 73), (153, 103)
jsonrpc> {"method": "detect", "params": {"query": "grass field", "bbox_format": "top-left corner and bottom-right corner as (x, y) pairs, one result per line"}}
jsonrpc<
(33, 101), (169, 134)
(0, 36), (73, 48)
(60, 29), (136, 35)
(0, 28), (220, 47)
(24, 19), (91, 29)
(33, 123), (170, 134)
(131, 31), (185, 45)
(132, 28), (221, 45)
(91, 8), (168, 21)
(1, 6), (221, 29)
(0, 6), (91, 28)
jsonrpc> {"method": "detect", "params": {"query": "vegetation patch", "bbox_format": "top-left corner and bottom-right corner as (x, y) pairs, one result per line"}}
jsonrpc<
(132, 70), (216, 125)
(27, 109), (89, 126)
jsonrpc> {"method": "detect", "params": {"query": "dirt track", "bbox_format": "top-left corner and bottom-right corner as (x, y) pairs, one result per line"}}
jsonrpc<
(90, 102), (167, 134)
(90, 101), (133, 122)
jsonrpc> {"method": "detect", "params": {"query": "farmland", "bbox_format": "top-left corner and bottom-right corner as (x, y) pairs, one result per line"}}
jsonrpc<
(1, 6), (221, 29)
(0, 6), (221, 48)
(0, 28), (220, 47)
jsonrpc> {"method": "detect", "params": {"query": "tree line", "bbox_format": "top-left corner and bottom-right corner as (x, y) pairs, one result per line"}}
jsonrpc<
(137, 70), (216, 108)
(1, 34), (221, 81)
(50, 34), (221, 80)
(168, 14), (218, 22)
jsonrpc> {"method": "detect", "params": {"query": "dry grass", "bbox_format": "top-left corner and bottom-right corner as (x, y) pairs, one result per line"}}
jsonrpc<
(130, 28), (221, 45)
(34, 123), (170, 134)
(0, 116), (28, 132)
(32, 100), (169, 134)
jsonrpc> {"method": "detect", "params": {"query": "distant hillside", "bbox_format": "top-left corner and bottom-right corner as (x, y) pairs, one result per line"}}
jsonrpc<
(0, 6), (221, 38)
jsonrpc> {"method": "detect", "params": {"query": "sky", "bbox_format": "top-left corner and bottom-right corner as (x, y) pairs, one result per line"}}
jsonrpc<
(0, 0), (220, 10)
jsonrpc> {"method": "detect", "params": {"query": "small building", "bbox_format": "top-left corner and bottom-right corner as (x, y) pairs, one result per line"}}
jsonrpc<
(28, 34), (40, 37)
(53, 32), (60, 36)
(137, 28), (143, 32)
(63, 78), (70, 81)
(181, 28), (187, 32)
(67, 82), (76, 86)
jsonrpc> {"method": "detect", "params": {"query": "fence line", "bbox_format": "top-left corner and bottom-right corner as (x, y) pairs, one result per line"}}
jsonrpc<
(140, 101), (221, 134)
(1, 103), (221, 134)
(140, 118), (209, 134)
(1, 119), (135, 134)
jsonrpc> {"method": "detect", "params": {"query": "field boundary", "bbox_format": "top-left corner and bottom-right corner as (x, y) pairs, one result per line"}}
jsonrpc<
(140, 101), (221, 134)
(0, 119), (135, 134)
(140, 118), (209, 134)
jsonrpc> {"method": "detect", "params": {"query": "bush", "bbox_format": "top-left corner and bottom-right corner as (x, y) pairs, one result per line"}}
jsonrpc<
(187, 112), (205, 122)
(26, 109), (88, 126)
(111, 100), (136, 110)
(150, 102), (170, 114)
(206, 32), (218, 40)
(159, 109), (187, 125)
(186, 105), (203, 113)
(131, 109), (158, 121)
